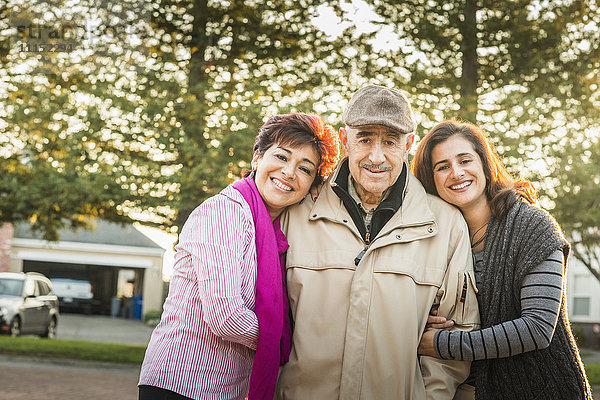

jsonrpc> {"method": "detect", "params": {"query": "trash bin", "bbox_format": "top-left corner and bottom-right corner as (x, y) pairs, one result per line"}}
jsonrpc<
(133, 295), (143, 320)
(121, 297), (131, 318)
(110, 297), (122, 317)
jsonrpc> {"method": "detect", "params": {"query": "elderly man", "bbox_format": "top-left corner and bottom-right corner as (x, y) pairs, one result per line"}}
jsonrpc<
(276, 85), (479, 399)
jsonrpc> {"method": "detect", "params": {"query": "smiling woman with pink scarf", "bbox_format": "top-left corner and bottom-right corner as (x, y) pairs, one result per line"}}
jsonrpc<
(138, 113), (339, 400)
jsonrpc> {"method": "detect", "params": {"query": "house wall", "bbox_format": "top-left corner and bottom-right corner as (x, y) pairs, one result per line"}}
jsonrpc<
(566, 254), (600, 347)
(567, 255), (600, 323)
(0, 223), (13, 272)
(142, 255), (165, 314)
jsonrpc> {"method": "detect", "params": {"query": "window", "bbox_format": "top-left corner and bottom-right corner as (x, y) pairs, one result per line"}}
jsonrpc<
(0, 279), (24, 297)
(573, 297), (591, 316)
(574, 275), (591, 292)
(572, 275), (592, 317)
(36, 280), (51, 296)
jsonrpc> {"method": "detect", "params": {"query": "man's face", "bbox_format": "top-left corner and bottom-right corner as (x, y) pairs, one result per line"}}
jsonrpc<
(340, 125), (414, 203)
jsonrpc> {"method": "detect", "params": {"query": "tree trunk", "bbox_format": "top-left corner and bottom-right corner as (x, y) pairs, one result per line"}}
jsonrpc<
(176, 0), (210, 229)
(189, 0), (209, 96)
(459, 0), (479, 123)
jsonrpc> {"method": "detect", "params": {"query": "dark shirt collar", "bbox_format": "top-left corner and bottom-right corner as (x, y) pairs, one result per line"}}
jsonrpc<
(333, 159), (407, 212)
(332, 159), (407, 241)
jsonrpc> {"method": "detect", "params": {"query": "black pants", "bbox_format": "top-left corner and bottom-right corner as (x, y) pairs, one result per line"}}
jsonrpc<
(138, 385), (193, 400)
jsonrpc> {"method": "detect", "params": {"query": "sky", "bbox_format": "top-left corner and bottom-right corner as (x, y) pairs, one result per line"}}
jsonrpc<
(312, 1), (403, 52)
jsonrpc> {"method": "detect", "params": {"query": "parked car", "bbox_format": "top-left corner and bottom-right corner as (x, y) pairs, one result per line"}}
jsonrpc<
(0, 272), (59, 338)
(50, 278), (94, 314)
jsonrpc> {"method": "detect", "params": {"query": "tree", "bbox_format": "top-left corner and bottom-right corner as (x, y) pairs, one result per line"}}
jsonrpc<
(1, 0), (363, 237)
(0, 0), (180, 240)
(361, 1), (599, 131)
(358, 0), (600, 279)
(150, 0), (363, 227)
(547, 134), (600, 282)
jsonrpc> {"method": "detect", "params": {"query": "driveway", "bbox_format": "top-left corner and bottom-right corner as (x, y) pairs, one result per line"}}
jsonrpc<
(57, 313), (154, 345)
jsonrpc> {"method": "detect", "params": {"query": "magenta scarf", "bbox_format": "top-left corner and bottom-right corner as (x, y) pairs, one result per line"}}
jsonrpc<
(232, 177), (292, 400)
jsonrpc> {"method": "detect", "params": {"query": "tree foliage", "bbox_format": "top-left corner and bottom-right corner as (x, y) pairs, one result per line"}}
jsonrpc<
(1, 0), (599, 284)
(358, 0), (600, 280)
(362, 0), (599, 135)
(1, 0), (358, 237)
(0, 0), (180, 240)
(548, 134), (600, 281)
(151, 0), (348, 226)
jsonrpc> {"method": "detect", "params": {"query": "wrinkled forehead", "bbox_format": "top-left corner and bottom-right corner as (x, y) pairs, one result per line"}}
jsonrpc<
(347, 124), (403, 138)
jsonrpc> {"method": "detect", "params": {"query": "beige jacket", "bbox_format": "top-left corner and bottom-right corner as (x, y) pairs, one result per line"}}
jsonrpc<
(276, 164), (480, 400)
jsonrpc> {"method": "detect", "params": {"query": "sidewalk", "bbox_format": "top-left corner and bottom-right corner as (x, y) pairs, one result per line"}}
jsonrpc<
(0, 354), (140, 400)
(582, 347), (600, 364)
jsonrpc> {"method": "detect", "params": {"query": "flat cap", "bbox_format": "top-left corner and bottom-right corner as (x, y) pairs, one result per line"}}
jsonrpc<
(342, 84), (416, 134)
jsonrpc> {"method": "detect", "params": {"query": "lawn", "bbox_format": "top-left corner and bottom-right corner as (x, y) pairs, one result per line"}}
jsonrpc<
(0, 336), (146, 364)
(587, 363), (600, 385)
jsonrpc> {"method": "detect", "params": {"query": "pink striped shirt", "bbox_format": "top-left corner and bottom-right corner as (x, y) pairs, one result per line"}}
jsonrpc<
(139, 185), (258, 400)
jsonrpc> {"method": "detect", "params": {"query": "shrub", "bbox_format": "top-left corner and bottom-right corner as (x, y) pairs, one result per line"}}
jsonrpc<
(143, 309), (162, 326)
(571, 325), (587, 347)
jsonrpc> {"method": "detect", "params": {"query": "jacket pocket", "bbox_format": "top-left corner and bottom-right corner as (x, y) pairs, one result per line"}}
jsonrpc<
(371, 241), (447, 286)
(286, 248), (360, 271)
(372, 257), (446, 286)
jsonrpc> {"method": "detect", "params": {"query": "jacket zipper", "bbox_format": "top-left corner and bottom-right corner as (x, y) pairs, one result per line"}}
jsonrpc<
(323, 216), (434, 267)
(317, 216), (367, 265)
(354, 233), (371, 266)
(460, 272), (468, 318)
(460, 273), (468, 303)
(353, 222), (436, 267)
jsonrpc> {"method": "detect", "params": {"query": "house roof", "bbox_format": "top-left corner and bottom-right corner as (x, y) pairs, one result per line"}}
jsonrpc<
(14, 220), (163, 249)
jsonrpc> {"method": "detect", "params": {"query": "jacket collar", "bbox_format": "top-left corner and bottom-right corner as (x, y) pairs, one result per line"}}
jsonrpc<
(397, 172), (437, 226)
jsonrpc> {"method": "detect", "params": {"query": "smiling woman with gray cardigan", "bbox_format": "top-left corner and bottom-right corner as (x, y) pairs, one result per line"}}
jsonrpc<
(413, 120), (592, 400)
(432, 201), (589, 399)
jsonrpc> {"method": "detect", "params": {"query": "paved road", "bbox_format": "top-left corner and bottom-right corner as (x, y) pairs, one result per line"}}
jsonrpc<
(0, 355), (140, 400)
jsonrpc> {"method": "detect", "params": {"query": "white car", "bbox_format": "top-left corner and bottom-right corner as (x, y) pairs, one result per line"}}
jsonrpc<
(50, 278), (94, 315)
(0, 272), (59, 338)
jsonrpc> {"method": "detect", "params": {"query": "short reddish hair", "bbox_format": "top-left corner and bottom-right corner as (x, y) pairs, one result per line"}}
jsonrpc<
(249, 113), (340, 186)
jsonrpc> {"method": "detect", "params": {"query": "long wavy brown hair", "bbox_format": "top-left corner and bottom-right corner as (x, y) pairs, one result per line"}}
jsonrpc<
(411, 120), (536, 219)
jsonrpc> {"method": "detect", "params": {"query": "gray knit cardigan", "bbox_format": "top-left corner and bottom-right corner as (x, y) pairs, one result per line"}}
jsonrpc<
(474, 200), (592, 400)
